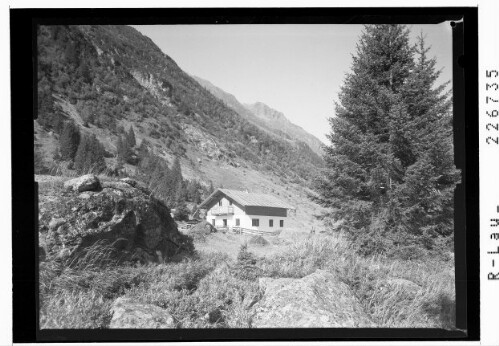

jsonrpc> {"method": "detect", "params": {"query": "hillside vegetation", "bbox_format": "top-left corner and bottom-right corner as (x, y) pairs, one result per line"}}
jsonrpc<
(36, 25), (323, 188)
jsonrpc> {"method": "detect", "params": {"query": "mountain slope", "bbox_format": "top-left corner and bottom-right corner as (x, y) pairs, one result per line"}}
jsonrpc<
(244, 102), (325, 156)
(35, 25), (325, 230)
(193, 75), (324, 156)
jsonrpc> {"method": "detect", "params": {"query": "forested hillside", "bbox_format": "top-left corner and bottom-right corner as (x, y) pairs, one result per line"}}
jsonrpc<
(35, 25), (324, 210)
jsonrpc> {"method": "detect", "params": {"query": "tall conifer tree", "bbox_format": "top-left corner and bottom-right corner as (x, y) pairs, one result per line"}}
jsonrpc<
(74, 134), (106, 174)
(59, 122), (81, 161)
(313, 25), (459, 255)
(396, 34), (460, 246)
(127, 126), (136, 148)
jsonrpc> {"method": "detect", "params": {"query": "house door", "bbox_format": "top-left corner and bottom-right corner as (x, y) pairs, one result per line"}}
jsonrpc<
(223, 219), (227, 227)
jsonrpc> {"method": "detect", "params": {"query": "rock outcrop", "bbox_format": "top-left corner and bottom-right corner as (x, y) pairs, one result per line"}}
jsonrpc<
(251, 270), (374, 328)
(110, 297), (175, 328)
(63, 174), (101, 192)
(38, 175), (194, 264)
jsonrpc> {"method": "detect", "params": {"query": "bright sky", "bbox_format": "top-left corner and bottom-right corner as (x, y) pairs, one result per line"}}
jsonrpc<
(132, 23), (453, 144)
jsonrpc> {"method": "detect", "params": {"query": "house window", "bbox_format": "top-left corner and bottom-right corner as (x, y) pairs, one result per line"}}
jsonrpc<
(229, 200), (233, 205)
(280, 220), (284, 227)
(236, 219), (240, 226)
(212, 219), (215, 226)
(219, 200), (222, 206)
(252, 219), (259, 227)
(269, 219), (273, 227)
(223, 219), (227, 227)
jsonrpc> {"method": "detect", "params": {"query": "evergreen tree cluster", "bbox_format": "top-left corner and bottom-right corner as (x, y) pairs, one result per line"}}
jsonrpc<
(116, 126), (137, 164)
(136, 141), (211, 210)
(74, 134), (107, 174)
(313, 25), (460, 256)
(57, 121), (107, 174)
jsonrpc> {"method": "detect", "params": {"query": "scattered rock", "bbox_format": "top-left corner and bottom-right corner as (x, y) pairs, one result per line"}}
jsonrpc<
(39, 175), (194, 264)
(63, 174), (101, 193)
(251, 270), (374, 328)
(78, 192), (91, 199)
(203, 308), (223, 324)
(120, 177), (138, 187)
(48, 217), (66, 231)
(110, 297), (175, 328)
(101, 181), (134, 191)
(118, 178), (149, 194)
(190, 221), (217, 235)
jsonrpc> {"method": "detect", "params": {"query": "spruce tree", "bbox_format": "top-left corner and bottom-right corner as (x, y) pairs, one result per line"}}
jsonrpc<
(313, 25), (458, 255)
(78, 62), (92, 84)
(116, 134), (133, 164)
(74, 134), (106, 174)
(137, 139), (150, 161)
(170, 157), (185, 206)
(127, 126), (136, 148)
(396, 34), (460, 246)
(116, 135), (124, 164)
(59, 122), (80, 161)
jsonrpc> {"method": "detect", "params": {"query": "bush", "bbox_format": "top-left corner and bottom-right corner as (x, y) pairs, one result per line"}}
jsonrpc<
(74, 134), (107, 174)
(233, 244), (261, 281)
(59, 121), (80, 161)
(174, 203), (190, 222)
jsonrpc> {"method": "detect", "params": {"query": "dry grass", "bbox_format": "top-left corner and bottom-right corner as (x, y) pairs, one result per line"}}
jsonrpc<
(257, 234), (456, 328)
(39, 231), (456, 329)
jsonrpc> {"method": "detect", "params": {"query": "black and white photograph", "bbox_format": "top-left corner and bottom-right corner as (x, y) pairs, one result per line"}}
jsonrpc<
(8, 5), (483, 343)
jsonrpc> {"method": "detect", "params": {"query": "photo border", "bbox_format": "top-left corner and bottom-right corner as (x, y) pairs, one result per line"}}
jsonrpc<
(11, 6), (479, 343)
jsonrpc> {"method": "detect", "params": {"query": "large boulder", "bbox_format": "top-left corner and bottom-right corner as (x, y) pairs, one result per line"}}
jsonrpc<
(110, 297), (175, 328)
(38, 175), (194, 264)
(251, 270), (374, 328)
(63, 174), (101, 192)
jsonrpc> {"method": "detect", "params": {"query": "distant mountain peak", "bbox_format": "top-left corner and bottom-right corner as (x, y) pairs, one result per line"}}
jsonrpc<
(244, 102), (287, 122)
(193, 75), (324, 157)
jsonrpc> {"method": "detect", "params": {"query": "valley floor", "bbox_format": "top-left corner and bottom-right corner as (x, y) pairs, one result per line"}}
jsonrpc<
(39, 226), (456, 330)
(36, 174), (456, 330)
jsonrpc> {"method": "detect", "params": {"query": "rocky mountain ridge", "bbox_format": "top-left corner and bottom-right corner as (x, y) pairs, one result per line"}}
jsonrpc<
(193, 75), (325, 157)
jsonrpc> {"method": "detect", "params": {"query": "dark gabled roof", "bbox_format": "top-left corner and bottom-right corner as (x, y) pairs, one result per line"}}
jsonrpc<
(199, 188), (295, 210)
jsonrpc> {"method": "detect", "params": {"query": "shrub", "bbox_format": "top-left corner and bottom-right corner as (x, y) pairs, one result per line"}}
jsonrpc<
(174, 203), (190, 221)
(59, 122), (81, 161)
(74, 134), (107, 174)
(35, 146), (49, 174)
(232, 244), (261, 281)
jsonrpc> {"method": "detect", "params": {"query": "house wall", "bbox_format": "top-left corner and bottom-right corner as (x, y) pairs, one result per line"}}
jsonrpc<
(243, 214), (287, 232)
(206, 197), (244, 228)
(205, 195), (288, 231)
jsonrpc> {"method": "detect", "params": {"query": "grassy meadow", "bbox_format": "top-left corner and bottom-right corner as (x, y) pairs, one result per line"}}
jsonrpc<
(39, 230), (455, 329)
